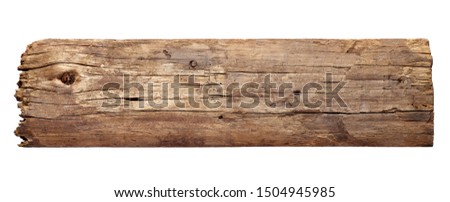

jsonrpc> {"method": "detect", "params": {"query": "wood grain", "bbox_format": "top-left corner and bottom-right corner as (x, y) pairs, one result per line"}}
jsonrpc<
(15, 39), (433, 147)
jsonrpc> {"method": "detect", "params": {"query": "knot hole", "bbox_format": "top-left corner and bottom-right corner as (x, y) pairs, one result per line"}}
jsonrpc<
(59, 71), (77, 85)
(189, 60), (198, 69)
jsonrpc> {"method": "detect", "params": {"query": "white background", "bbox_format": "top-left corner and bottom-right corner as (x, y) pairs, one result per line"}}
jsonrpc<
(0, 0), (448, 201)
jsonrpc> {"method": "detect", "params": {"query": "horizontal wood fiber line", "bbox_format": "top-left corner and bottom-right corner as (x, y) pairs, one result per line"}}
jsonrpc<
(15, 39), (434, 147)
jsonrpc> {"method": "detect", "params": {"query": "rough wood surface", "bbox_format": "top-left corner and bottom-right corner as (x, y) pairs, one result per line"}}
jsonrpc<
(15, 39), (433, 147)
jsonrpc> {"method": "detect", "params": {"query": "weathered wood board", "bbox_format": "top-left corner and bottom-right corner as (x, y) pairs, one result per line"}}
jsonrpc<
(15, 39), (433, 147)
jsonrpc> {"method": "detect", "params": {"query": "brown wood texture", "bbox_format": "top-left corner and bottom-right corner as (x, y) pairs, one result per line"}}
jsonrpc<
(15, 39), (434, 147)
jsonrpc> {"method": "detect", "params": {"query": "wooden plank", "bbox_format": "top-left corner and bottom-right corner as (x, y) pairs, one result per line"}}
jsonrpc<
(15, 39), (434, 147)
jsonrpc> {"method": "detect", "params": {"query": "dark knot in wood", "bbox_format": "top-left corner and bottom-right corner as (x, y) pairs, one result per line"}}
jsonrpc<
(189, 60), (198, 69)
(59, 71), (76, 85)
